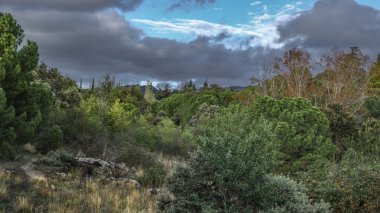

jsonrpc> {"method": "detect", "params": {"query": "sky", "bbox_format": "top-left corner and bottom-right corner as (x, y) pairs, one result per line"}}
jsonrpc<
(0, 0), (380, 87)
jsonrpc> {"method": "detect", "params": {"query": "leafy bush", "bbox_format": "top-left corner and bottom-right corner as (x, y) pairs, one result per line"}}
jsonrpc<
(302, 149), (380, 212)
(263, 175), (331, 213)
(0, 142), (16, 160)
(116, 143), (166, 187)
(323, 104), (358, 160)
(162, 105), (328, 212)
(37, 125), (63, 154)
(51, 107), (109, 156)
(154, 118), (194, 156)
(250, 96), (335, 174)
(365, 93), (380, 119)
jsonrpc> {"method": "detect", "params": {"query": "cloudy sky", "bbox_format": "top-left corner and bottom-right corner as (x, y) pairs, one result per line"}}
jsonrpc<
(1, 0), (379, 86)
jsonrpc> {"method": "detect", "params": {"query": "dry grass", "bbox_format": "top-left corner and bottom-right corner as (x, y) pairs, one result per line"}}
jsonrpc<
(16, 196), (33, 213)
(0, 171), (10, 199)
(0, 170), (159, 213)
(157, 153), (186, 172)
(45, 178), (158, 213)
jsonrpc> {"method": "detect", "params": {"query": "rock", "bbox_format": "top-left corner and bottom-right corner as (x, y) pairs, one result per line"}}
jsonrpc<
(56, 172), (67, 179)
(22, 143), (37, 154)
(148, 188), (168, 196)
(112, 178), (141, 191)
(62, 157), (136, 179)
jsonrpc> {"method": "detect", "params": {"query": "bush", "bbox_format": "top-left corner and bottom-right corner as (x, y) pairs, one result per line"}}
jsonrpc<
(51, 107), (109, 156)
(154, 118), (194, 156)
(263, 175), (331, 213)
(303, 149), (380, 212)
(116, 143), (167, 187)
(162, 105), (328, 212)
(250, 96), (335, 174)
(0, 142), (16, 160)
(365, 93), (380, 119)
(323, 104), (359, 160)
(37, 125), (63, 154)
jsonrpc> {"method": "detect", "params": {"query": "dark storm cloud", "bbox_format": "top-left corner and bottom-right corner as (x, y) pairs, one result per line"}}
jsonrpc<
(0, 0), (144, 11)
(168, 0), (216, 10)
(0, 5), (261, 85)
(278, 0), (380, 50)
(5, 0), (378, 86)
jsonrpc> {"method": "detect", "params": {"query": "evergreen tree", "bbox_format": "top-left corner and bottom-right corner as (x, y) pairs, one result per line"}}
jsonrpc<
(91, 77), (95, 90)
(0, 13), (53, 145)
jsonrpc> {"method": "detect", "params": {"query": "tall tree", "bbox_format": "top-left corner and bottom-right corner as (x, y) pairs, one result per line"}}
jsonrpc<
(0, 13), (53, 144)
(315, 47), (370, 114)
(273, 48), (313, 97)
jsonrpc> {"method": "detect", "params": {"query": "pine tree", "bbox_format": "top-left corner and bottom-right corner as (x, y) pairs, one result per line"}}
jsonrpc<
(91, 77), (95, 90)
(0, 13), (53, 144)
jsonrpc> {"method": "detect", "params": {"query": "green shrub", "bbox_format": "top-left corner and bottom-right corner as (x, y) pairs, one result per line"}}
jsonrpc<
(250, 96), (335, 174)
(365, 93), (380, 119)
(323, 104), (358, 160)
(138, 161), (167, 187)
(154, 118), (194, 156)
(51, 107), (109, 156)
(162, 105), (329, 212)
(0, 142), (16, 160)
(116, 143), (167, 187)
(304, 149), (380, 212)
(37, 125), (63, 154)
(263, 175), (331, 213)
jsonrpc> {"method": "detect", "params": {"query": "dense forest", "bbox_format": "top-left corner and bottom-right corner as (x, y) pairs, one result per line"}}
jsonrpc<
(0, 13), (379, 212)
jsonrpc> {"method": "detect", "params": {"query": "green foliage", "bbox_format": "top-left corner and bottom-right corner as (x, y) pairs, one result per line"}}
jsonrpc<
(0, 88), (15, 143)
(156, 88), (233, 126)
(163, 105), (329, 212)
(188, 103), (219, 135)
(323, 104), (358, 159)
(36, 64), (81, 108)
(250, 96), (335, 173)
(156, 93), (186, 117)
(369, 55), (380, 90)
(116, 143), (166, 187)
(303, 149), (380, 212)
(357, 118), (380, 156)
(50, 107), (109, 156)
(263, 175), (331, 213)
(0, 13), (53, 147)
(365, 93), (380, 119)
(126, 116), (194, 156)
(0, 142), (16, 160)
(107, 99), (137, 131)
(154, 118), (194, 156)
(37, 125), (63, 154)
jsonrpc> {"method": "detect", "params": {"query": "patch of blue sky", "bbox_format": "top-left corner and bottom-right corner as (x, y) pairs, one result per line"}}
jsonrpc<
(121, 0), (380, 44)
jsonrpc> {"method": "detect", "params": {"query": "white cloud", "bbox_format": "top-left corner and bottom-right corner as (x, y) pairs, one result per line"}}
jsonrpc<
(133, 18), (260, 38)
(251, 1), (261, 6)
(132, 2), (302, 49)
